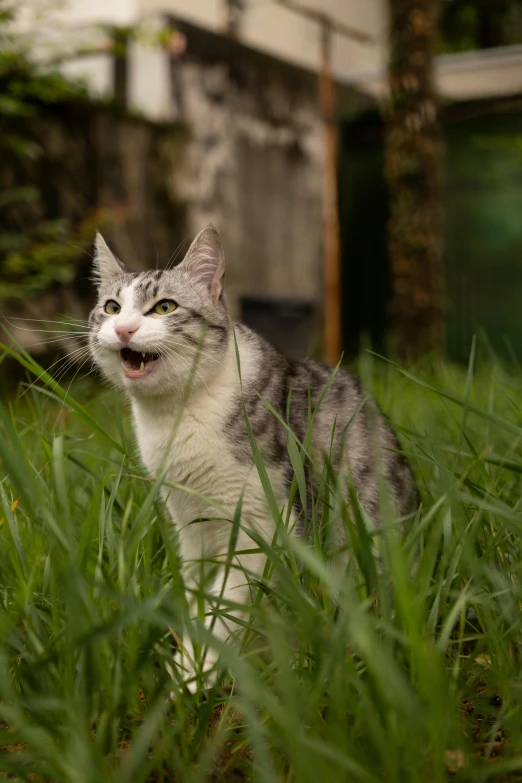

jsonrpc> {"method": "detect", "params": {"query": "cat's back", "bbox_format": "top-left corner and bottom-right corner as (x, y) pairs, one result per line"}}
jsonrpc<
(233, 323), (370, 446)
(233, 324), (417, 518)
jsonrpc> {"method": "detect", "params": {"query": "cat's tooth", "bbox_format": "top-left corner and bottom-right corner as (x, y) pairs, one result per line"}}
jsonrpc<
(141, 352), (146, 358)
(140, 361), (145, 372)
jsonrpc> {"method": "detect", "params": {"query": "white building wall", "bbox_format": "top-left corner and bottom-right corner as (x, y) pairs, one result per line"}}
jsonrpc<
(241, 0), (386, 83)
(348, 44), (522, 101)
(30, 0), (386, 90)
(140, 0), (222, 30)
(140, 0), (386, 82)
(60, 55), (113, 97)
(57, 0), (139, 25)
(20, 1), (522, 113)
(25, 0), (386, 120)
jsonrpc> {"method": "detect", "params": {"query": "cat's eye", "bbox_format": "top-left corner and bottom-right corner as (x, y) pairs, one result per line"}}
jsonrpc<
(153, 299), (177, 315)
(105, 300), (121, 315)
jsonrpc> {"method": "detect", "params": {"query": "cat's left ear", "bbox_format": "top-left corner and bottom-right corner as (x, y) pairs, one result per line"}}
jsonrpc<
(92, 232), (128, 286)
(180, 225), (225, 304)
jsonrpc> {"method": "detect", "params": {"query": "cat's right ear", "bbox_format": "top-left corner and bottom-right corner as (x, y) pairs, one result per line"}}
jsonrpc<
(179, 224), (225, 304)
(92, 232), (127, 287)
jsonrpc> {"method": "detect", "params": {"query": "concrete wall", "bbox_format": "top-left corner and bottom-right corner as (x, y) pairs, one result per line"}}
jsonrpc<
(140, 0), (387, 83)
(4, 25), (356, 356)
(20, 1), (385, 114)
(166, 20), (327, 318)
(38, 0), (386, 85)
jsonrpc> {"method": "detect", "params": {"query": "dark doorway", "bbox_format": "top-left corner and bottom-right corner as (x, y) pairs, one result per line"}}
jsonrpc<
(338, 114), (391, 357)
(240, 296), (316, 359)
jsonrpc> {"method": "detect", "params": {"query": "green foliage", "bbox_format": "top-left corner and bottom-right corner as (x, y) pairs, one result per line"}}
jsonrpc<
(106, 22), (178, 58)
(440, 0), (522, 53)
(0, 1), (181, 304)
(1, 340), (522, 780)
(0, 1), (95, 303)
(443, 112), (522, 361)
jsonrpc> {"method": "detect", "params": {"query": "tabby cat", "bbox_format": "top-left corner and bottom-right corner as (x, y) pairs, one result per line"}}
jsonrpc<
(89, 225), (417, 688)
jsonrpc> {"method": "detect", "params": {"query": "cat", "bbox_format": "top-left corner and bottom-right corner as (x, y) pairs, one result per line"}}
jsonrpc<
(89, 225), (417, 689)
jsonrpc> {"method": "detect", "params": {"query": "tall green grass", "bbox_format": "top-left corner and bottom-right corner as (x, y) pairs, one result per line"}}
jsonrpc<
(1, 341), (522, 782)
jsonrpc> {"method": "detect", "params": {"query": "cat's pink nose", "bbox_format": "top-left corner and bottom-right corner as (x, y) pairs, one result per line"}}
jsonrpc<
(115, 324), (138, 344)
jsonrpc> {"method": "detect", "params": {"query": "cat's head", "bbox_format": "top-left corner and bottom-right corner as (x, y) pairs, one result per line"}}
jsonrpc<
(89, 225), (230, 397)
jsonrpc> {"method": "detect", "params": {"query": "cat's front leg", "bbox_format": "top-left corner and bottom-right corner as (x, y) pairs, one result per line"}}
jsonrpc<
(178, 547), (264, 693)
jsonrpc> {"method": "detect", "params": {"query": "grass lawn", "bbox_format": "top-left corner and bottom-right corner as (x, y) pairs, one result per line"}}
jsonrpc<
(1, 339), (522, 782)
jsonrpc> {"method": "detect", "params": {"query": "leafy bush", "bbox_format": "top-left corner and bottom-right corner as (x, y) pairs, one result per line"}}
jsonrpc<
(0, 1), (97, 303)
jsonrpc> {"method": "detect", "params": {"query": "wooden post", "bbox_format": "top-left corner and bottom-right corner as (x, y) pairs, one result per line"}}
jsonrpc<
(319, 18), (342, 365)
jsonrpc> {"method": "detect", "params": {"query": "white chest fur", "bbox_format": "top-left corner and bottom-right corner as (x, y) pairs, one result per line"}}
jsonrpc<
(129, 348), (284, 564)
(132, 392), (250, 522)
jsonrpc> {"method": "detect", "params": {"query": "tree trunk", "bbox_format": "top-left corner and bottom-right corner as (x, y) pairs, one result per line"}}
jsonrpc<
(385, 0), (445, 361)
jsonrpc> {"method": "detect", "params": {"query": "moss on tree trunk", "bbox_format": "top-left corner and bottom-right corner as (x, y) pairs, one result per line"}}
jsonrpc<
(385, 0), (445, 361)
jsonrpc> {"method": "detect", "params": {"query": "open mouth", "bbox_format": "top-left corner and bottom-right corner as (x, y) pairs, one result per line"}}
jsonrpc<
(120, 348), (160, 379)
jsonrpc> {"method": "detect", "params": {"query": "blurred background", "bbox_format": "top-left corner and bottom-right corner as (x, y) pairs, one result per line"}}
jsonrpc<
(1, 0), (522, 370)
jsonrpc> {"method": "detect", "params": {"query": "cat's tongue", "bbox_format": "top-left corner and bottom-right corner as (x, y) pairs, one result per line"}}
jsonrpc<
(120, 348), (159, 378)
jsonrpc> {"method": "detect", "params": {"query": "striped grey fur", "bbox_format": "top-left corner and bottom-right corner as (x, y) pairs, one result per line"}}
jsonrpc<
(88, 225), (418, 687)
(89, 226), (418, 545)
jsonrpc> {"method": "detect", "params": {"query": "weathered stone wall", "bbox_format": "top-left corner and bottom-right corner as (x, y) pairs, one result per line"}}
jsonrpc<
(5, 21), (370, 357)
(167, 18), (327, 319)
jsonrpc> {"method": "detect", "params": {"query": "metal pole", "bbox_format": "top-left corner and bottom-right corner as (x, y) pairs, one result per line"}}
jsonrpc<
(224, 0), (245, 38)
(319, 19), (341, 365)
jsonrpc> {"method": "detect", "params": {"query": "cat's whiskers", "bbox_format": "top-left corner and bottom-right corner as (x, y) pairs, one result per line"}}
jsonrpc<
(154, 343), (204, 381)
(19, 343), (95, 399)
(2, 318), (90, 348)
(162, 336), (228, 371)
(60, 349), (101, 405)
(165, 237), (190, 271)
(53, 346), (96, 386)
(166, 341), (228, 384)
(159, 353), (179, 395)
(3, 315), (89, 328)
(155, 344), (211, 395)
(64, 242), (94, 260)
(5, 326), (90, 336)
(51, 344), (96, 384)
(21, 335), (90, 350)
